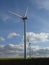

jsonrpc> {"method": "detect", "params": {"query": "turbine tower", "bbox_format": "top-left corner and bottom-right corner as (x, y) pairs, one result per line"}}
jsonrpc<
(9, 8), (28, 59)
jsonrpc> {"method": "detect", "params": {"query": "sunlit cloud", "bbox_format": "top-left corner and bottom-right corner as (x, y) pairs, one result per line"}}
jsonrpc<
(7, 32), (20, 38)
(26, 32), (49, 43)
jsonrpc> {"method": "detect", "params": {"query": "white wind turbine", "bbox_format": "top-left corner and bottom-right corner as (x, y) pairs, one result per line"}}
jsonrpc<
(9, 7), (28, 59)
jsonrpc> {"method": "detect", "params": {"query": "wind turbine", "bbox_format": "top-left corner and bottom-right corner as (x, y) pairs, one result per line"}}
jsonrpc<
(27, 38), (31, 58)
(9, 7), (28, 59)
(29, 43), (31, 58)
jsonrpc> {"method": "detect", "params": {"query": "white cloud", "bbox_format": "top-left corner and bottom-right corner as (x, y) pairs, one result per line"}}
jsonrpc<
(0, 37), (5, 41)
(26, 32), (49, 43)
(37, 0), (49, 10)
(8, 32), (20, 38)
(31, 0), (49, 10)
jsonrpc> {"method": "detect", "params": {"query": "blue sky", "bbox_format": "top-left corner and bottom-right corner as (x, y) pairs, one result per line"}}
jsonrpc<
(0, 0), (49, 47)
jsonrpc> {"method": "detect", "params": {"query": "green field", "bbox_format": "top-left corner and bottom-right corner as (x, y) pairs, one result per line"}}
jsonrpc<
(0, 58), (49, 65)
(0, 57), (48, 60)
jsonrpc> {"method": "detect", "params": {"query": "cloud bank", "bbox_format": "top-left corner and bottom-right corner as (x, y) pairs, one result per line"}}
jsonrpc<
(0, 44), (49, 58)
(0, 32), (49, 58)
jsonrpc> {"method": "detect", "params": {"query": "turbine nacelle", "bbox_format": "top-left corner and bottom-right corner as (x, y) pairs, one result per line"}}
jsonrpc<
(22, 16), (27, 20)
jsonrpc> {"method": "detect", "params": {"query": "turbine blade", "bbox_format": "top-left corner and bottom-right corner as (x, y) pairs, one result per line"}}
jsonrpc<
(24, 7), (28, 17)
(9, 11), (22, 18)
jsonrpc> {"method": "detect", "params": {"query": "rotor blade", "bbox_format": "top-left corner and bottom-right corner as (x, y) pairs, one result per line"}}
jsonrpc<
(24, 7), (28, 17)
(9, 11), (22, 18)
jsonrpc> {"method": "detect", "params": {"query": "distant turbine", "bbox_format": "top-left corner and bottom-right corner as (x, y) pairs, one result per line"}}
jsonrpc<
(27, 39), (31, 58)
(29, 43), (31, 58)
(9, 7), (28, 59)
